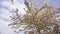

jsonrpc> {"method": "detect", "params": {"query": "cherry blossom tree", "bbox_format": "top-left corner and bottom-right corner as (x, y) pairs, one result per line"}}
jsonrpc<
(9, 0), (60, 34)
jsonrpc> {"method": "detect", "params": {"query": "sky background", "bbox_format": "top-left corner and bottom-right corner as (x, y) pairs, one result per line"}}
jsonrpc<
(0, 0), (60, 34)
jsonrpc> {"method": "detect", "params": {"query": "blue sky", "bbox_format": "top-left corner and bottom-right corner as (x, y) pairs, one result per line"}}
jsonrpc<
(0, 0), (60, 34)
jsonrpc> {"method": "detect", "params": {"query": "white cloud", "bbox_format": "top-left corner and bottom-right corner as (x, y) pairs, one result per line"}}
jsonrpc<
(0, 8), (11, 20)
(0, 18), (18, 34)
(0, 18), (24, 34)
(1, 0), (26, 15)
(0, 0), (26, 34)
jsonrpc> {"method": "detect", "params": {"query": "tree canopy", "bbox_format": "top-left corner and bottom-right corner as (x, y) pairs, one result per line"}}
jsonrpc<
(9, 0), (60, 34)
